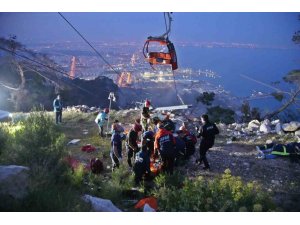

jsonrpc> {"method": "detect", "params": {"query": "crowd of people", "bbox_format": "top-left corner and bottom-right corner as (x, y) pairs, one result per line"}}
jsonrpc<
(93, 99), (219, 185)
(52, 95), (220, 185)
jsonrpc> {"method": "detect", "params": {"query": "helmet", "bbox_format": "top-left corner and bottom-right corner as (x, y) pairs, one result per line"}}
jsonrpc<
(104, 108), (109, 113)
(145, 99), (151, 107)
(133, 123), (142, 132)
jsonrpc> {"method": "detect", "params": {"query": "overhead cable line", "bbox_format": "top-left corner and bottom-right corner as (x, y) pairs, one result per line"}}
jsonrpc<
(0, 46), (96, 96)
(58, 12), (121, 79)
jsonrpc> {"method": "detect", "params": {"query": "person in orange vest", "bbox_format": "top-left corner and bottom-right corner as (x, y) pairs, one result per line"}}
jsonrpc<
(154, 121), (176, 175)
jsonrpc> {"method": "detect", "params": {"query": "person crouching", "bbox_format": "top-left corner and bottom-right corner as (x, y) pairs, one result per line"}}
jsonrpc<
(154, 122), (176, 175)
(133, 138), (151, 185)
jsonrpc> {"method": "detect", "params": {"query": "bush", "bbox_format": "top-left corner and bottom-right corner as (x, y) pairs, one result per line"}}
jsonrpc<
(12, 111), (66, 176)
(207, 106), (235, 124)
(0, 111), (90, 211)
(196, 92), (215, 106)
(153, 169), (275, 212)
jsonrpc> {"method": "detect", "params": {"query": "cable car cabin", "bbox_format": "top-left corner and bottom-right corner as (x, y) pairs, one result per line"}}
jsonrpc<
(143, 37), (178, 70)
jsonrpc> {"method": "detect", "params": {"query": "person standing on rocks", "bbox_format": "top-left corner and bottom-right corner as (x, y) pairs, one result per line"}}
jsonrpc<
(95, 108), (109, 137)
(53, 94), (63, 125)
(196, 114), (219, 170)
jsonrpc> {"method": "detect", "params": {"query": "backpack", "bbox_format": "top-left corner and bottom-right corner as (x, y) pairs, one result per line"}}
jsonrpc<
(90, 158), (103, 174)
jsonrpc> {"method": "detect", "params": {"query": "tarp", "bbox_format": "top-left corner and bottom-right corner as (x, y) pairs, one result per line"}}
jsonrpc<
(135, 197), (158, 211)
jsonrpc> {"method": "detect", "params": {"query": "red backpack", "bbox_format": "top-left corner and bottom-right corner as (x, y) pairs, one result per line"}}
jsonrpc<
(90, 158), (103, 174)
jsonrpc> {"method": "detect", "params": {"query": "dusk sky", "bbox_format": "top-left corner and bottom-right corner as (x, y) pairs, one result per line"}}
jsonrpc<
(0, 12), (299, 47)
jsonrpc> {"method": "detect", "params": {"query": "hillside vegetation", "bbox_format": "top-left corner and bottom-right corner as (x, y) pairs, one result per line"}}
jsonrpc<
(1, 110), (300, 211)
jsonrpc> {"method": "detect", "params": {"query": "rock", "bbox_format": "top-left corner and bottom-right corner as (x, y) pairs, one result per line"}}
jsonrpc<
(275, 123), (283, 135)
(266, 139), (273, 144)
(262, 119), (271, 127)
(259, 123), (271, 134)
(248, 120), (260, 131)
(235, 124), (243, 131)
(226, 140), (233, 144)
(143, 203), (156, 212)
(82, 195), (122, 212)
(271, 119), (280, 126)
(295, 130), (300, 137)
(0, 165), (29, 199)
(67, 139), (81, 145)
(282, 121), (300, 132)
(0, 110), (11, 121)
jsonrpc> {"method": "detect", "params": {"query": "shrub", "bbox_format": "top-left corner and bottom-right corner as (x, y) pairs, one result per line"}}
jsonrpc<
(207, 106), (235, 124)
(153, 169), (275, 212)
(196, 92), (215, 106)
(11, 111), (67, 176)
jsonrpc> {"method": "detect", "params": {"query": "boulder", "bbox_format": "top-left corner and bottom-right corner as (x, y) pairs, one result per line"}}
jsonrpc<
(82, 195), (122, 212)
(143, 203), (156, 212)
(271, 119), (280, 126)
(275, 123), (283, 135)
(0, 165), (29, 199)
(259, 123), (271, 134)
(262, 119), (271, 127)
(282, 121), (300, 132)
(235, 123), (243, 131)
(248, 120), (260, 131)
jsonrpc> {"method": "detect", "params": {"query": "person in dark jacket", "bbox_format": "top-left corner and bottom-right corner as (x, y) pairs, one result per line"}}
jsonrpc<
(177, 125), (197, 160)
(126, 123), (142, 168)
(162, 113), (176, 132)
(154, 122), (176, 174)
(196, 114), (219, 170)
(53, 95), (63, 124)
(110, 124), (123, 171)
(133, 138), (151, 185)
(142, 130), (155, 156)
(141, 100), (151, 131)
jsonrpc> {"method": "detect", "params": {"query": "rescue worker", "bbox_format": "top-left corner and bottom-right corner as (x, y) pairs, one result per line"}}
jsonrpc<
(142, 130), (155, 156)
(126, 123), (142, 168)
(95, 108), (109, 137)
(256, 142), (300, 159)
(141, 99), (151, 131)
(154, 122), (176, 174)
(178, 125), (197, 159)
(162, 113), (175, 132)
(133, 138), (151, 185)
(112, 120), (126, 140)
(110, 124), (123, 171)
(196, 114), (219, 170)
(53, 95), (63, 124)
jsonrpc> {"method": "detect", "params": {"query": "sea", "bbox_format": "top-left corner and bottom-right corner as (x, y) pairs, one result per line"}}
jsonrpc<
(177, 46), (300, 114)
